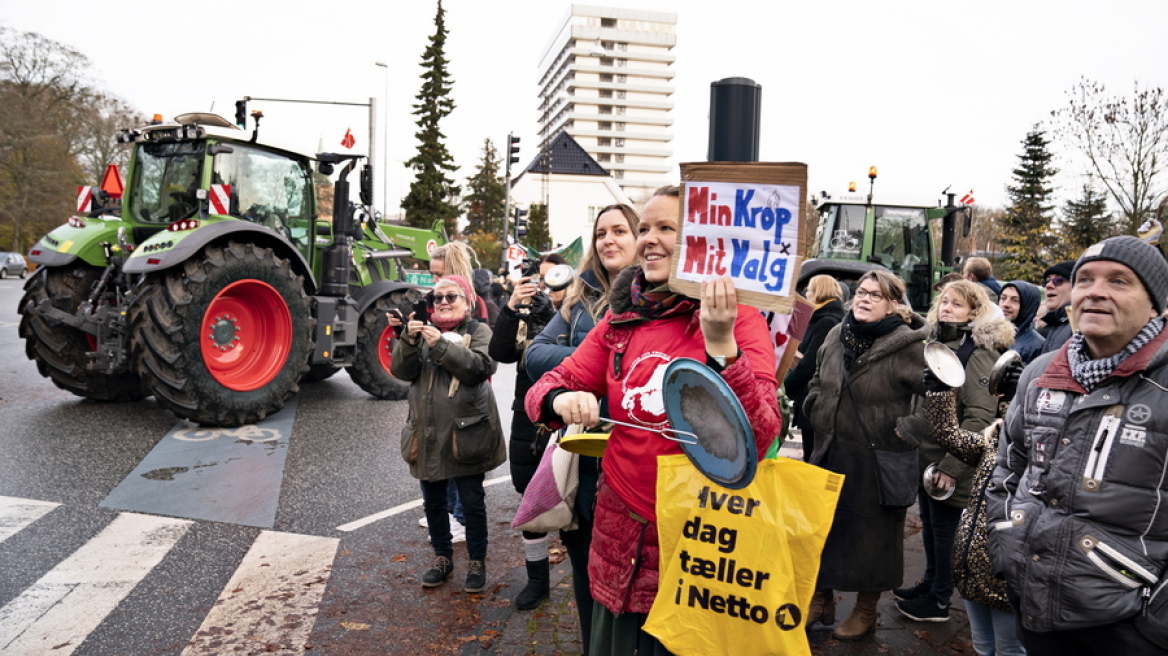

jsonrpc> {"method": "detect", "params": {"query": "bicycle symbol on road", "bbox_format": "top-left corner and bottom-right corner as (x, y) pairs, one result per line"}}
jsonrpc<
(173, 425), (283, 443)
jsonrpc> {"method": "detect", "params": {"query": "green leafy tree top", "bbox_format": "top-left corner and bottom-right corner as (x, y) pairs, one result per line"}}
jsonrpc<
(401, 0), (460, 236)
(463, 137), (505, 237)
(998, 125), (1059, 281)
(525, 202), (552, 252)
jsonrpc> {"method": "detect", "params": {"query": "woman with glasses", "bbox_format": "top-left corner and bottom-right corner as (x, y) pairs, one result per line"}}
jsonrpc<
(392, 274), (506, 594)
(526, 187), (780, 654)
(802, 269), (930, 640)
(524, 203), (640, 651)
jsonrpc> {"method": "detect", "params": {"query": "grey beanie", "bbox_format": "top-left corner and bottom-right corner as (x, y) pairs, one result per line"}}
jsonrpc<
(1072, 235), (1168, 312)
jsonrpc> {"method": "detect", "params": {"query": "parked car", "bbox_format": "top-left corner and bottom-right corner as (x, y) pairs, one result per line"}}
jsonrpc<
(0, 252), (28, 278)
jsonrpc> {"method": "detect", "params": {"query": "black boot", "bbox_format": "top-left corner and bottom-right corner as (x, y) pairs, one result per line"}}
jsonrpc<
(514, 558), (550, 610)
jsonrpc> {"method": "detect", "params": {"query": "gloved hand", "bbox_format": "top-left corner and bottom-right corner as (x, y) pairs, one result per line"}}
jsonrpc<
(922, 365), (951, 393)
(996, 358), (1024, 399)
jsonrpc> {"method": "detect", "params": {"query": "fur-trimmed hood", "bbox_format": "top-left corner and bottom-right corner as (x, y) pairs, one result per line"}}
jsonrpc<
(930, 313), (1016, 352)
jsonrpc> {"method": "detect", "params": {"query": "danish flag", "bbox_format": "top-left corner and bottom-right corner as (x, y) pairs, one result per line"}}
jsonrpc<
(341, 128), (356, 149)
(209, 184), (232, 215)
(960, 189), (975, 205)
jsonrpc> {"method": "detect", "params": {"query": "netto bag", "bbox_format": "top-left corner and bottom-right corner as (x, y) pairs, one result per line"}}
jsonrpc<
(872, 446), (919, 508)
(511, 442), (579, 532)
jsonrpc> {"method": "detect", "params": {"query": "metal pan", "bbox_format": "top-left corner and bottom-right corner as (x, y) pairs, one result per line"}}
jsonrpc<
(924, 341), (966, 388)
(662, 358), (757, 489)
(988, 350), (1022, 397)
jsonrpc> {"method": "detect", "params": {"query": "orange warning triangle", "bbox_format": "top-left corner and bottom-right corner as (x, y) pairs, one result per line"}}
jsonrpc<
(100, 164), (124, 199)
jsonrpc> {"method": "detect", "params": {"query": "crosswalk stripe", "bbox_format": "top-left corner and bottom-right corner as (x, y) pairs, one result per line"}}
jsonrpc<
(0, 512), (192, 655)
(0, 496), (59, 544)
(182, 531), (339, 655)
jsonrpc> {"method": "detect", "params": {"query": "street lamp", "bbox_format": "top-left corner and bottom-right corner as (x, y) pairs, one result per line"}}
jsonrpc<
(374, 61), (390, 218)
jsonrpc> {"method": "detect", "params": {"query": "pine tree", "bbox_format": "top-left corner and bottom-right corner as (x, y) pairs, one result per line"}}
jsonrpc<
(1057, 182), (1117, 259)
(463, 138), (505, 237)
(400, 0), (460, 235)
(997, 126), (1059, 280)
(526, 203), (552, 252)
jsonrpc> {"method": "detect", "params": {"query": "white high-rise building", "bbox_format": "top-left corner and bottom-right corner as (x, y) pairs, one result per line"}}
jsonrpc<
(536, 5), (677, 205)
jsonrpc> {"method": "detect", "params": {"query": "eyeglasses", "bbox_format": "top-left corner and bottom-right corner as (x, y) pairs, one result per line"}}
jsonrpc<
(1044, 275), (1068, 287)
(854, 288), (886, 302)
(431, 293), (464, 305)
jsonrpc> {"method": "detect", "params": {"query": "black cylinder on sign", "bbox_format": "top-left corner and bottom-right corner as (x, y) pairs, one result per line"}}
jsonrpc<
(707, 77), (761, 162)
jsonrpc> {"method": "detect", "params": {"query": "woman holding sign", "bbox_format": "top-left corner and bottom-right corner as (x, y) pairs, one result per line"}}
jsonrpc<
(526, 185), (781, 654)
(803, 269), (930, 640)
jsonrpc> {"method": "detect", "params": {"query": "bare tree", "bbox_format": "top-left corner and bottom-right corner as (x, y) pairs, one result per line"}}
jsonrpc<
(1053, 77), (1168, 235)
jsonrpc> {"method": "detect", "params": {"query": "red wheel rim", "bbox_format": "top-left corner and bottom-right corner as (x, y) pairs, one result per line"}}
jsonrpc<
(200, 280), (292, 391)
(378, 324), (394, 373)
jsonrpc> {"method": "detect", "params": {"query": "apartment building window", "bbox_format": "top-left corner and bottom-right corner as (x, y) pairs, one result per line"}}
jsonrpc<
(617, 42), (628, 52)
(597, 153), (612, 162)
(617, 74), (627, 83)
(599, 121), (612, 130)
(601, 41), (614, 50)
(615, 122), (625, 131)
(613, 170), (624, 179)
(614, 138), (625, 147)
(616, 90), (626, 99)
(601, 18), (616, 27)
(617, 59), (627, 67)
(615, 154), (625, 163)
(600, 73), (613, 82)
(599, 89), (613, 98)
(616, 107), (625, 115)
(599, 105), (613, 115)
(600, 57), (613, 67)
(598, 137), (612, 146)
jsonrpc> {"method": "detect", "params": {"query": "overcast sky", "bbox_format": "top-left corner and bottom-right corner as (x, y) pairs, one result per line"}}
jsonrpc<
(4, 0), (1166, 218)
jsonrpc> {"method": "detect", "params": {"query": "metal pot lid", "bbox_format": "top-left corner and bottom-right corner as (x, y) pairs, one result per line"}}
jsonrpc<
(662, 358), (757, 489)
(988, 350), (1022, 397)
(924, 341), (967, 388)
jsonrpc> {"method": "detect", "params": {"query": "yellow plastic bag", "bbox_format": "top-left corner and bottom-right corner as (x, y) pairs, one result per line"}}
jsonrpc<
(644, 454), (843, 656)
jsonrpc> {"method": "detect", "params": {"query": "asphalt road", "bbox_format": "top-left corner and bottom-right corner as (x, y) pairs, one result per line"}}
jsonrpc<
(0, 276), (532, 655)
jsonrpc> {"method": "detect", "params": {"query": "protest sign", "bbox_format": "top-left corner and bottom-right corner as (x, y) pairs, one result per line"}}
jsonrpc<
(672, 162), (808, 314)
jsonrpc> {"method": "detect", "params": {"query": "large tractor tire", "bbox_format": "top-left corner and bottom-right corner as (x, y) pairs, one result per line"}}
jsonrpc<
(18, 263), (145, 401)
(348, 292), (413, 400)
(130, 241), (313, 426)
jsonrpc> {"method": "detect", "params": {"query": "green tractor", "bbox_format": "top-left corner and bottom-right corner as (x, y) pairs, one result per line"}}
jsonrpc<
(19, 112), (445, 426)
(798, 168), (970, 311)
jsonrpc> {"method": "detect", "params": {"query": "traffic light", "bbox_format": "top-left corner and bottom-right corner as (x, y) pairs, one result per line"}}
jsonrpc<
(234, 100), (248, 129)
(514, 207), (529, 239)
(507, 134), (520, 167)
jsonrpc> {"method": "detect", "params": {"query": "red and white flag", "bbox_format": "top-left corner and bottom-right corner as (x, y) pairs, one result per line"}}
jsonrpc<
(209, 184), (232, 215)
(960, 189), (975, 205)
(341, 128), (356, 149)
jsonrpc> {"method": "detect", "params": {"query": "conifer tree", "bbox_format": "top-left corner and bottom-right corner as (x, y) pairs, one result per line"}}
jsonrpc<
(997, 126), (1059, 280)
(525, 203), (552, 252)
(401, 0), (460, 235)
(463, 138), (505, 237)
(1057, 182), (1117, 259)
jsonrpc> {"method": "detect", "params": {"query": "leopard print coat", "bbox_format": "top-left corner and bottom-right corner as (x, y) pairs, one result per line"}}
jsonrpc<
(923, 390), (1013, 612)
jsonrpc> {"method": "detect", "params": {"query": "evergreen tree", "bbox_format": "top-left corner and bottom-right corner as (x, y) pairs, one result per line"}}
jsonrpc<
(1057, 182), (1117, 259)
(526, 203), (552, 252)
(400, 0), (460, 235)
(463, 138), (505, 237)
(997, 125), (1059, 280)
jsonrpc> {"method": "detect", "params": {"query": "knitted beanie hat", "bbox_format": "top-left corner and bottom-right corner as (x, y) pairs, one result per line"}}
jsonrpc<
(1072, 235), (1168, 312)
(435, 274), (477, 313)
(1043, 260), (1075, 281)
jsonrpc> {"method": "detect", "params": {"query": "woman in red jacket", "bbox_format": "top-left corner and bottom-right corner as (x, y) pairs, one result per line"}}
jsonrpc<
(526, 185), (781, 654)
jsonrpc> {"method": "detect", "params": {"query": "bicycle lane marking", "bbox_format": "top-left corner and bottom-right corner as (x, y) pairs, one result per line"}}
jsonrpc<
(100, 398), (297, 528)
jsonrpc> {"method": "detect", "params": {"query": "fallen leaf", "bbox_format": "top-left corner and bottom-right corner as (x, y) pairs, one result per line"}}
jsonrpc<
(340, 622), (371, 631)
(391, 554), (408, 562)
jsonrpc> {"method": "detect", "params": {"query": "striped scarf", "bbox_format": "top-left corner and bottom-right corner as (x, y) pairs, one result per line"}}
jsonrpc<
(1068, 316), (1165, 391)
